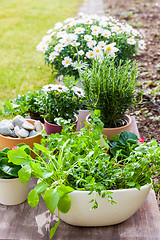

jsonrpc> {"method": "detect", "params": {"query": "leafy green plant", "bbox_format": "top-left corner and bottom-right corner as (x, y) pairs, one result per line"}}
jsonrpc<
(7, 112), (160, 238)
(1, 90), (46, 119)
(80, 57), (138, 127)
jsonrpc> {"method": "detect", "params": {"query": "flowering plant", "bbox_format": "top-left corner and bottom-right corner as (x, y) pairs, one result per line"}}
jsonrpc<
(37, 13), (145, 77)
(41, 84), (84, 124)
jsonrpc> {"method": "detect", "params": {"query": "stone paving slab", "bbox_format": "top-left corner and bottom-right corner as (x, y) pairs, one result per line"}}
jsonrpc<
(78, 0), (105, 16)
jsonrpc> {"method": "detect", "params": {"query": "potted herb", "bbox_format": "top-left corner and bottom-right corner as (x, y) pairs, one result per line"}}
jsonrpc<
(8, 113), (160, 238)
(41, 84), (83, 134)
(80, 57), (138, 139)
(1, 90), (46, 122)
(0, 146), (31, 205)
(36, 14), (144, 78)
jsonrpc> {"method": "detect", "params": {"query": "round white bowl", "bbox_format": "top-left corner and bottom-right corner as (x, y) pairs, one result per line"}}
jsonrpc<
(0, 177), (30, 205)
(56, 184), (151, 226)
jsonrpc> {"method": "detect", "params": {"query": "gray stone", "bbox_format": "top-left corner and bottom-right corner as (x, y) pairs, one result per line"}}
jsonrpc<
(11, 130), (18, 138)
(14, 126), (20, 137)
(29, 130), (38, 137)
(18, 128), (29, 138)
(22, 121), (34, 130)
(12, 115), (25, 127)
(34, 120), (43, 132)
(0, 127), (13, 136)
(0, 120), (14, 130)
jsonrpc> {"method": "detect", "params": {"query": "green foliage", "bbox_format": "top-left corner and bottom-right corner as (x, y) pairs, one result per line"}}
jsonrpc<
(43, 89), (83, 124)
(80, 58), (138, 127)
(1, 90), (46, 118)
(7, 113), (160, 238)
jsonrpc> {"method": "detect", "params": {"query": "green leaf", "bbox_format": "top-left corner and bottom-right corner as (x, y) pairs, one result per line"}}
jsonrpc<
(43, 189), (60, 214)
(27, 189), (40, 207)
(34, 143), (51, 156)
(43, 170), (54, 179)
(18, 165), (31, 183)
(57, 184), (74, 198)
(127, 182), (136, 187)
(0, 168), (11, 178)
(119, 131), (129, 146)
(30, 162), (44, 178)
(50, 218), (60, 239)
(0, 157), (21, 177)
(58, 194), (71, 213)
(34, 181), (49, 194)
(8, 148), (31, 165)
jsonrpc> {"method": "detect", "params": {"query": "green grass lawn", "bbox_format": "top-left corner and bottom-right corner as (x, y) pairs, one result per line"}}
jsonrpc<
(0, 0), (83, 105)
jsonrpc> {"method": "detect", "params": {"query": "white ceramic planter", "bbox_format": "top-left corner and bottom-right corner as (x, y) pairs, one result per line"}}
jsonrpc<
(0, 178), (30, 205)
(56, 184), (151, 226)
(76, 109), (92, 131)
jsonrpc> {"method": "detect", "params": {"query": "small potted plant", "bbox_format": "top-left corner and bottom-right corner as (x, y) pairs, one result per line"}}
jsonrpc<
(1, 90), (46, 122)
(8, 113), (160, 239)
(80, 57), (138, 139)
(41, 83), (83, 134)
(36, 14), (145, 78)
(0, 145), (31, 205)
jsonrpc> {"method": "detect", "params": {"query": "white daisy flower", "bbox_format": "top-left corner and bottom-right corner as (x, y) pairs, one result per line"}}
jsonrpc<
(56, 31), (67, 39)
(68, 20), (77, 27)
(91, 25), (101, 34)
(99, 20), (108, 28)
(93, 46), (103, 56)
(54, 22), (63, 30)
(71, 42), (80, 47)
(101, 29), (111, 38)
(64, 17), (75, 24)
(47, 29), (54, 34)
(54, 43), (64, 52)
(82, 19), (93, 25)
(78, 50), (85, 56)
(127, 38), (136, 45)
(68, 33), (78, 41)
(104, 42), (119, 57)
(50, 31), (56, 37)
(111, 26), (121, 34)
(62, 56), (72, 67)
(97, 41), (106, 49)
(42, 35), (52, 44)
(49, 51), (58, 61)
(59, 37), (71, 46)
(138, 40), (146, 50)
(71, 86), (85, 97)
(87, 40), (97, 49)
(36, 42), (49, 53)
(86, 50), (95, 59)
(84, 35), (93, 41)
(75, 27), (85, 34)
(42, 84), (68, 93)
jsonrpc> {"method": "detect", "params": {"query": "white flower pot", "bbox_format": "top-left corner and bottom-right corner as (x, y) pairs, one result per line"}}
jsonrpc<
(0, 178), (30, 205)
(57, 184), (151, 226)
(76, 109), (92, 131)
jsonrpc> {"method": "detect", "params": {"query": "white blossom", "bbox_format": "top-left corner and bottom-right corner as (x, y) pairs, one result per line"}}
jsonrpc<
(62, 56), (72, 67)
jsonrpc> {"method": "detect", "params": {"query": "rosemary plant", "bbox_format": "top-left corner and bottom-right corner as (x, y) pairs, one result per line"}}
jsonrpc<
(80, 57), (138, 127)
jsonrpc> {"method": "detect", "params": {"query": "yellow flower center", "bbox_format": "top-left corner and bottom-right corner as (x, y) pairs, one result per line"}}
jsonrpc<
(117, 30), (119, 32)
(105, 33), (108, 36)
(96, 49), (100, 53)
(94, 29), (97, 31)
(90, 53), (93, 56)
(58, 46), (61, 49)
(58, 86), (62, 89)
(106, 47), (111, 52)
(78, 30), (81, 33)
(47, 40), (49, 43)
(43, 47), (46, 49)
(87, 38), (89, 40)
(66, 60), (69, 64)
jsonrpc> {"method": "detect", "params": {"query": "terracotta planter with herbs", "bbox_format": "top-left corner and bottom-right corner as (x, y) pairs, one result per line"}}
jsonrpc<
(86, 114), (132, 140)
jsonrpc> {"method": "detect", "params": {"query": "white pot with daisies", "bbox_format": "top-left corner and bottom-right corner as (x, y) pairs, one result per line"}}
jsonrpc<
(36, 13), (145, 78)
(41, 83), (83, 134)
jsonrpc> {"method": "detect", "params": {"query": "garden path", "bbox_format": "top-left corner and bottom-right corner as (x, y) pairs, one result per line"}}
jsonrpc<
(78, 0), (105, 16)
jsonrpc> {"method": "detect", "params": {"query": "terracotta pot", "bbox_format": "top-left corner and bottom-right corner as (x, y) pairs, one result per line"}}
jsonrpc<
(44, 115), (78, 135)
(76, 109), (92, 131)
(86, 114), (132, 140)
(55, 184), (151, 226)
(0, 119), (44, 158)
(0, 178), (30, 205)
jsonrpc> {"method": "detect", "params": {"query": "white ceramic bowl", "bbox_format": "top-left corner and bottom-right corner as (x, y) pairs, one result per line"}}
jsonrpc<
(56, 184), (151, 226)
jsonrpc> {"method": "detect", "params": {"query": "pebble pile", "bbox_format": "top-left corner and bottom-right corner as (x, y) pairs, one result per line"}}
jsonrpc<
(0, 115), (43, 138)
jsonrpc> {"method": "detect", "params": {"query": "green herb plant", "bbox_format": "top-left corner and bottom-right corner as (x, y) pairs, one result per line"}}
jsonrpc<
(7, 111), (160, 239)
(80, 57), (138, 127)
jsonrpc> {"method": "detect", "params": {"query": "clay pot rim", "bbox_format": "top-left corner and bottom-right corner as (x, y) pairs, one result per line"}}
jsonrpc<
(44, 114), (78, 127)
(0, 177), (21, 182)
(0, 119), (44, 140)
(86, 114), (132, 130)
